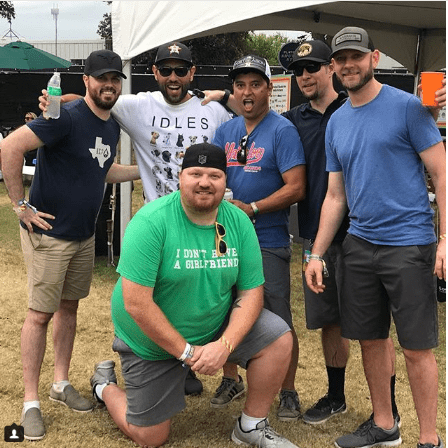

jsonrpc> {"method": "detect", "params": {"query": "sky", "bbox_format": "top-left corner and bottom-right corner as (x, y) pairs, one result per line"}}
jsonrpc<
(1, 1), (110, 41)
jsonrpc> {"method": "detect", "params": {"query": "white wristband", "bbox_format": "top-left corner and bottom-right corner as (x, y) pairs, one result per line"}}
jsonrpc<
(178, 343), (192, 362)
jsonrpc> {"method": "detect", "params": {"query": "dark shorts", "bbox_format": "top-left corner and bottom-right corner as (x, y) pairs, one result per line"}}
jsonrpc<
(261, 246), (293, 328)
(301, 239), (344, 329)
(341, 234), (438, 350)
(113, 308), (290, 427)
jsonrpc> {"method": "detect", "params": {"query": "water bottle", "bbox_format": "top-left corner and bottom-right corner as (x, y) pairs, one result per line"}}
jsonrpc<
(44, 72), (62, 119)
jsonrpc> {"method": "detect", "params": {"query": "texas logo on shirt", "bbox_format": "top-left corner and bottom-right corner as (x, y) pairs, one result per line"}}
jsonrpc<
(89, 136), (111, 168)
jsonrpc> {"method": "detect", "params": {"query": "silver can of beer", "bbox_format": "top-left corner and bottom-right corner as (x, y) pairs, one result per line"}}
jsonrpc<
(224, 188), (233, 201)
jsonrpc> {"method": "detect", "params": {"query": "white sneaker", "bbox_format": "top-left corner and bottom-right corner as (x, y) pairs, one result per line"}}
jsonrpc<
(231, 417), (299, 447)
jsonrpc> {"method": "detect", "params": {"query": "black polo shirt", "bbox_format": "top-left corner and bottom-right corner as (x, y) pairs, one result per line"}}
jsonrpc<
(283, 92), (349, 242)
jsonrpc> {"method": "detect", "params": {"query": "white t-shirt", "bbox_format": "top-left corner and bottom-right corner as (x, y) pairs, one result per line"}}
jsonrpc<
(112, 91), (231, 201)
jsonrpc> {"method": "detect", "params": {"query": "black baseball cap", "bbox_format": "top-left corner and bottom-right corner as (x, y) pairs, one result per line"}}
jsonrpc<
(331, 27), (375, 57)
(84, 50), (126, 79)
(181, 143), (227, 174)
(229, 55), (271, 82)
(287, 40), (331, 70)
(155, 42), (193, 66)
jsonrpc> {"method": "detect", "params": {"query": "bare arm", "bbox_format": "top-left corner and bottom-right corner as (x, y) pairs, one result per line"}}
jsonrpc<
(231, 165), (306, 218)
(105, 162), (140, 183)
(202, 89), (243, 115)
(1, 126), (55, 231)
(305, 171), (348, 293)
(39, 89), (82, 115)
(420, 141), (446, 280)
(190, 285), (263, 375)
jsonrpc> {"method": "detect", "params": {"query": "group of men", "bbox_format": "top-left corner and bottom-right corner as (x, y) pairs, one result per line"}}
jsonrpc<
(0, 24), (445, 448)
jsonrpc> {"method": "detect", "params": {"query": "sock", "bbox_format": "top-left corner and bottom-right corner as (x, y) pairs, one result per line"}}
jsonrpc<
(23, 401), (40, 413)
(327, 366), (346, 402)
(240, 411), (265, 432)
(52, 380), (70, 393)
(94, 383), (108, 402)
(390, 375), (398, 415)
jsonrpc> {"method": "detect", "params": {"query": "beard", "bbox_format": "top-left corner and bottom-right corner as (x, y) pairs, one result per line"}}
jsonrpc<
(338, 59), (374, 93)
(89, 87), (120, 110)
(159, 82), (190, 105)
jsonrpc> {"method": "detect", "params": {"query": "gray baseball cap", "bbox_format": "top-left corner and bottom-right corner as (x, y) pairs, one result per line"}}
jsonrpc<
(330, 27), (375, 57)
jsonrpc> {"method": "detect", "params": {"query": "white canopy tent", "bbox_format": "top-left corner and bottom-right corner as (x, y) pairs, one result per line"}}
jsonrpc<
(111, 1), (446, 239)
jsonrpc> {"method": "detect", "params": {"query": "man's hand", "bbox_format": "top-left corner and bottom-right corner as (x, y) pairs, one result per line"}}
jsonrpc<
(14, 206), (55, 233)
(434, 238), (446, 281)
(304, 259), (327, 294)
(186, 341), (230, 376)
(38, 89), (50, 117)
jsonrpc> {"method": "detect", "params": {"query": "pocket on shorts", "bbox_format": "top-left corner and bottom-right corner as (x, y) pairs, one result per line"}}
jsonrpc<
(415, 244), (436, 267)
(28, 231), (44, 250)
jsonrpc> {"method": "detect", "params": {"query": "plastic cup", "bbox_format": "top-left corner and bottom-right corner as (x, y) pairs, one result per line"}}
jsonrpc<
(421, 71), (445, 107)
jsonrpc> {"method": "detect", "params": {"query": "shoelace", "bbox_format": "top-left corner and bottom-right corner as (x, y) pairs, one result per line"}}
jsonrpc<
(216, 377), (237, 394)
(280, 391), (300, 410)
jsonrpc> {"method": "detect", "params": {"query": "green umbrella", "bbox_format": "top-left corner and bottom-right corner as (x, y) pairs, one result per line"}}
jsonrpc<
(0, 41), (71, 70)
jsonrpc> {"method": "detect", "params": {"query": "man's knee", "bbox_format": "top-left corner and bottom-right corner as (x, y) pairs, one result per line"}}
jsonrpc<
(130, 420), (170, 448)
(268, 331), (293, 360)
(25, 308), (53, 327)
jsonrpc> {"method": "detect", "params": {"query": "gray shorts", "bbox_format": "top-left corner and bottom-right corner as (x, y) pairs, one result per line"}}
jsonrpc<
(113, 308), (290, 427)
(301, 239), (344, 329)
(341, 234), (438, 350)
(261, 246), (293, 328)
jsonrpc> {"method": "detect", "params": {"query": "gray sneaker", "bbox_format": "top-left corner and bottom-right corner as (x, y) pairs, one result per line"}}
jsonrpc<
(417, 436), (444, 448)
(335, 415), (402, 448)
(90, 360), (117, 404)
(49, 384), (93, 412)
(210, 375), (245, 408)
(21, 407), (45, 441)
(231, 417), (299, 447)
(277, 390), (301, 421)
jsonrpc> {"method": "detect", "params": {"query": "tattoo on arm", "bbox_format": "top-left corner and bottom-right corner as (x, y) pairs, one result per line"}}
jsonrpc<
(232, 297), (242, 309)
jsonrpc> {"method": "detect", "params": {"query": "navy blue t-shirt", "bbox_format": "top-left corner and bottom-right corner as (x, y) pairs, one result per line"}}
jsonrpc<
(27, 99), (120, 240)
(283, 92), (349, 242)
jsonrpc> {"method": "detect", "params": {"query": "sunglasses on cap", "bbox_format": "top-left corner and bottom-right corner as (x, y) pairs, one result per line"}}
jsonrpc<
(293, 62), (329, 77)
(237, 135), (249, 165)
(157, 66), (190, 78)
(215, 222), (227, 257)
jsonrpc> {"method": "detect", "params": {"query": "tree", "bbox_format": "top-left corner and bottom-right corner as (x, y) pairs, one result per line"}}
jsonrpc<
(97, 1), (112, 48)
(245, 32), (288, 66)
(0, 1), (14, 22)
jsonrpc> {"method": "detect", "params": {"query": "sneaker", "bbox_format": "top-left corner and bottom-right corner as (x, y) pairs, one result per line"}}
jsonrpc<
(49, 384), (93, 412)
(185, 368), (203, 396)
(417, 436), (444, 448)
(277, 390), (301, 421)
(210, 375), (245, 408)
(303, 394), (346, 425)
(371, 413), (401, 429)
(335, 415), (402, 448)
(231, 417), (299, 447)
(90, 360), (117, 404)
(21, 407), (45, 441)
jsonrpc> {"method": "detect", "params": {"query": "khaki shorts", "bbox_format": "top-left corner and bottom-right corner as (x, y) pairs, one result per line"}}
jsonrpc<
(20, 227), (95, 313)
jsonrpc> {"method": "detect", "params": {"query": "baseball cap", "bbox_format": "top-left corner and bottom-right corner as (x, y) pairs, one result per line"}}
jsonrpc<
(229, 55), (271, 82)
(331, 26), (375, 57)
(181, 143), (227, 174)
(287, 40), (331, 70)
(155, 42), (193, 66)
(84, 50), (126, 79)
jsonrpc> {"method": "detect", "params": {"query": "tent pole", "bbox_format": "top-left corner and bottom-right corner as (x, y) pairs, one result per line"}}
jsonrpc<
(120, 60), (133, 246)
(413, 29), (424, 95)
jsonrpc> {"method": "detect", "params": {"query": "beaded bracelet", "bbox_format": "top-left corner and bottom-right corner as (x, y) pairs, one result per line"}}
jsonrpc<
(440, 233), (447, 240)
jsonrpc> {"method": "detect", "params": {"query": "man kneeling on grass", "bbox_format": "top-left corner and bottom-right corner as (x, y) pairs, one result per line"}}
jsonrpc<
(90, 143), (300, 448)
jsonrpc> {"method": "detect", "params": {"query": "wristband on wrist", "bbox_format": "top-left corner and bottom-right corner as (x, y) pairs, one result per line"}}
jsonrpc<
(178, 343), (192, 361)
(309, 254), (329, 278)
(250, 202), (259, 216)
(219, 89), (231, 106)
(16, 198), (38, 214)
(219, 335), (234, 354)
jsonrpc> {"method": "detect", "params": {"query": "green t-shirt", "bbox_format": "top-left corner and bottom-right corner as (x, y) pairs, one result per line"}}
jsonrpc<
(111, 190), (264, 360)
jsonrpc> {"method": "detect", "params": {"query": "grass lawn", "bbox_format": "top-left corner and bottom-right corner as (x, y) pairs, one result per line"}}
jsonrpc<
(0, 180), (445, 447)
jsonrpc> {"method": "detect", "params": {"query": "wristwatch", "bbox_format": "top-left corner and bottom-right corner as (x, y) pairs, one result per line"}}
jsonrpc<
(17, 198), (38, 214)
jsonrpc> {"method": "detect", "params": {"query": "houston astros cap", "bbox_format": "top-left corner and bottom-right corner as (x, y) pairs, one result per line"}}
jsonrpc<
(229, 54), (271, 82)
(155, 42), (193, 66)
(331, 26), (375, 57)
(287, 40), (332, 70)
(84, 50), (126, 78)
(181, 143), (227, 174)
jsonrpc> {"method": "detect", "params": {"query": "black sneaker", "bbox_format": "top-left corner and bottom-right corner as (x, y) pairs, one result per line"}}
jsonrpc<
(210, 375), (245, 408)
(335, 415), (402, 448)
(302, 394), (346, 425)
(417, 436), (444, 448)
(185, 368), (203, 396)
